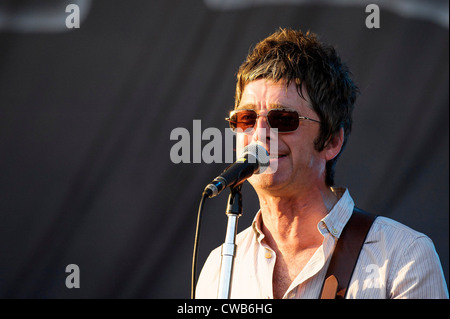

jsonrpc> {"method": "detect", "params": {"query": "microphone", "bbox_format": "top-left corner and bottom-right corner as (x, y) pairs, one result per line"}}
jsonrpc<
(203, 144), (270, 198)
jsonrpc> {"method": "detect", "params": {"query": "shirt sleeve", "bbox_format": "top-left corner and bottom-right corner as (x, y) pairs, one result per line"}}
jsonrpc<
(389, 235), (449, 299)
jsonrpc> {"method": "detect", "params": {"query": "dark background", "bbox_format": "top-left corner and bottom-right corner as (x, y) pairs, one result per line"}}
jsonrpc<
(0, 0), (448, 298)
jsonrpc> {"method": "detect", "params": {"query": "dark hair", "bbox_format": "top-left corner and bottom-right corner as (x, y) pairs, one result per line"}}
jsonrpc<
(235, 28), (358, 186)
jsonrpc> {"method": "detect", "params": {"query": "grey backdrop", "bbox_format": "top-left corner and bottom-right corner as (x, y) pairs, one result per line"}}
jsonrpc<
(0, 0), (448, 298)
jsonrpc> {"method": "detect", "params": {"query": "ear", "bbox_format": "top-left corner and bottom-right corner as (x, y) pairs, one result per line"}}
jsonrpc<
(324, 127), (344, 161)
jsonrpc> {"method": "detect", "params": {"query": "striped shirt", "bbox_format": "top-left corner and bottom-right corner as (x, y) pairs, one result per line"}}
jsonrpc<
(196, 187), (449, 299)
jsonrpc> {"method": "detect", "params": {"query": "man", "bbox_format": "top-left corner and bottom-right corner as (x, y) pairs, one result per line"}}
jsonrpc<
(196, 28), (448, 299)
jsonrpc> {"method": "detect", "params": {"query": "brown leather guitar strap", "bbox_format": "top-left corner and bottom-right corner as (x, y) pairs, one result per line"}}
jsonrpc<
(320, 207), (376, 299)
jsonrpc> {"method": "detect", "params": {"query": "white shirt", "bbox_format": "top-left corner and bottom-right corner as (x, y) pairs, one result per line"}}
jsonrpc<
(196, 188), (448, 299)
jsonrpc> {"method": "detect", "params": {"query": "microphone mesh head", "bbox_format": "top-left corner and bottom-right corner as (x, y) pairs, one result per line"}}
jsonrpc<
(241, 144), (270, 174)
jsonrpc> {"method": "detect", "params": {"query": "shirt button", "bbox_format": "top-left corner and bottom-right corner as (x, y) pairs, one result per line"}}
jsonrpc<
(264, 250), (272, 259)
(332, 228), (339, 235)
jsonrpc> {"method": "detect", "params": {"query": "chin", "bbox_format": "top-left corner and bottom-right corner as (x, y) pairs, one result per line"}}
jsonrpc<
(249, 170), (290, 192)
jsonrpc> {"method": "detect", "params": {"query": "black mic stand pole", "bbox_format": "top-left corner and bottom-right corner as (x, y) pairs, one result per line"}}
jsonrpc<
(217, 184), (242, 299)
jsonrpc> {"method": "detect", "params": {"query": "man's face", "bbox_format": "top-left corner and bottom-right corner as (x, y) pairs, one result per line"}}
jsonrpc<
(235, 79), (326, 196)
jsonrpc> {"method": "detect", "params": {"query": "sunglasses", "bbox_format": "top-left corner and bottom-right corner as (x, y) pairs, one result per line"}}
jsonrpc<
(226, 108), (321, 133)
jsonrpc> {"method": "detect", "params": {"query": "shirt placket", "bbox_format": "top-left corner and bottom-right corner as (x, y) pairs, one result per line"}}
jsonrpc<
(282, 231), (337, 299)
(258, 242), (276, 299)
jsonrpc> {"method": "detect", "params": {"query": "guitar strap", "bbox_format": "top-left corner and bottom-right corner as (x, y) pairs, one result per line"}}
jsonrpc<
(320, 207), (376, 299)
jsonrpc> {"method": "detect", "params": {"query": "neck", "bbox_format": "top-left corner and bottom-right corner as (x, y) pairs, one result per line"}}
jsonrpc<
(257, 186), (338, 251)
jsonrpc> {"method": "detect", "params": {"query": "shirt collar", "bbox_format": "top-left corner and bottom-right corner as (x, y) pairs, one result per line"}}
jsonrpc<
(251, 187), (354, 241)
(252, 210), (265, 243)
(319, 187), (354, 239)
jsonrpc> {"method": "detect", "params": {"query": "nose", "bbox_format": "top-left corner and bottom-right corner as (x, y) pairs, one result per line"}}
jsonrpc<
(251, 114), (271, 144)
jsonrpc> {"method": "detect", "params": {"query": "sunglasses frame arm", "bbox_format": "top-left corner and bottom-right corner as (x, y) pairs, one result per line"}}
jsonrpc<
(298, 116), (321, 124)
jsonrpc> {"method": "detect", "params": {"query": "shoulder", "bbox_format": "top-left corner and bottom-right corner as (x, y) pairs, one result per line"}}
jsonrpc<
(366, 215), (439, 260)
(369, 215), (431, 244)
(363, 214), (444, 280)
(354, 215), (448, 298)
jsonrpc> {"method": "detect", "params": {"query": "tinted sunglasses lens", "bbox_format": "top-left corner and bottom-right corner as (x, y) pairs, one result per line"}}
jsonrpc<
(268, 110), (299, 132)
(230, 110), (257, 131)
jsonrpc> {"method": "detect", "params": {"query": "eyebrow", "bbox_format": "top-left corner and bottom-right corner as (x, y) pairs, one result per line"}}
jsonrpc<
(235, 103), (293, 110)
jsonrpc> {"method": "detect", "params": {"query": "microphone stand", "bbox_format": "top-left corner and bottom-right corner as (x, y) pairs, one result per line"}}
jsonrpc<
(217, 184), (242, 299)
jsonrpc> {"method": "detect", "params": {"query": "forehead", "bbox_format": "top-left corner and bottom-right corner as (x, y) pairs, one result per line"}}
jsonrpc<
(237, 79), (311, 111)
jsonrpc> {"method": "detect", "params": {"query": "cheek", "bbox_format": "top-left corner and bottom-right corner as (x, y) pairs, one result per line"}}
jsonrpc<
(290, 137), (319, 167)
(300, 146), (326, 175)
